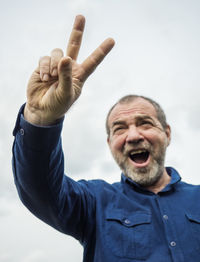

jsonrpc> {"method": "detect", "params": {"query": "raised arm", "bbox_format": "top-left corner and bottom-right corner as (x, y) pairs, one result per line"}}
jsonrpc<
(24, 15), (115, 126)
(12, 15), (114, 240)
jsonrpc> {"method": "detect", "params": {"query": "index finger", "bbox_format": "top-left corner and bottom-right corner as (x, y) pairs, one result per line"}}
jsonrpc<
(66, 15), (85, 60)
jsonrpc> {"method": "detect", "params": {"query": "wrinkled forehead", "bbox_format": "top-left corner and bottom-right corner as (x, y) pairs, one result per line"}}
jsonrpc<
(108, 98), (158, 126)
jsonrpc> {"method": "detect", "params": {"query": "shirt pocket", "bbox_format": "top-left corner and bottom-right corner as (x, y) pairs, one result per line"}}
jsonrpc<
(185, 213), (200, 251)
(104, 209), (152, 260)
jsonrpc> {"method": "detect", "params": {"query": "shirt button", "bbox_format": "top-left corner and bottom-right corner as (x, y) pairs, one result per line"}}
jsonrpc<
(170, 241), (176, 247)
(20, 129), (24, 135)
(163, 214), (168, 220)
(124, 219), (131, 225)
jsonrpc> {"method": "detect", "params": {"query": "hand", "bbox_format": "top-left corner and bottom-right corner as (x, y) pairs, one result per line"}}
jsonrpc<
(24, 15), (115, 125)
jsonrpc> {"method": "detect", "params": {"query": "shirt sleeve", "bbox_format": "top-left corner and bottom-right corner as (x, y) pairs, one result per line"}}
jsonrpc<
(12, 104), (96, 243)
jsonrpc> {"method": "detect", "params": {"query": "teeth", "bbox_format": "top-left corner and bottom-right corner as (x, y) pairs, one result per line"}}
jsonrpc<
(130, 150), (147, 155)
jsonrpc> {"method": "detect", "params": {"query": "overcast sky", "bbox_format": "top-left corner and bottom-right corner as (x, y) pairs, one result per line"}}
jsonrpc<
(1, 0), (200, 261)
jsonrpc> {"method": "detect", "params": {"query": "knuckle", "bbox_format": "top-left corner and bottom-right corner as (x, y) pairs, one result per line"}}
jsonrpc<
(39, 56), (50, 68)
(50, 49), (64, 71)
(51, 61), (59, 69)
(61, 72), (71, 82)
(39, 56), (51, 73)
(40, 65), (50, 71)
(39, 56), (50, 63)
(51, 48), (64, 57)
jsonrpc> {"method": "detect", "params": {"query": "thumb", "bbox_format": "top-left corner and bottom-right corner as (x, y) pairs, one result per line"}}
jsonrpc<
(57, 56), (72, 95)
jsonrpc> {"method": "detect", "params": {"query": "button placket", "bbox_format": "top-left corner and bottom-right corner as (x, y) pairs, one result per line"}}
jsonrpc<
(163, 214), (168, 220)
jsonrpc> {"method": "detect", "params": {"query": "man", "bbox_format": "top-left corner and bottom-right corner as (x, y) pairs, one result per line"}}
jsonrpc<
(12, 15), (200, 262)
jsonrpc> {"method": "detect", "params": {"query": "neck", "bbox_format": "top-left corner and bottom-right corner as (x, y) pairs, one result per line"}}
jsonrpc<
(145, 168), (171, 194)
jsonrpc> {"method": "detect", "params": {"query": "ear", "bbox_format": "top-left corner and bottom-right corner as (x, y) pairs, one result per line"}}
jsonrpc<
(165, 124), (171, 146)
(107, 136), (110, 146)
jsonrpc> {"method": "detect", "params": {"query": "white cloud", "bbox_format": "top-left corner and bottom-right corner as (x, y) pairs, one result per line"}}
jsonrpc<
(21, 250), (47, 262)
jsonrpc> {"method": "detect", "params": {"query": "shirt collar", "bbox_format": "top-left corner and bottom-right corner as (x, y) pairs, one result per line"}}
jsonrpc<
(121, 167), (181, 194)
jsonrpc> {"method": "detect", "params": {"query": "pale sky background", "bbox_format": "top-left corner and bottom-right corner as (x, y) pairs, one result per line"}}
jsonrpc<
(1, 0), (200, 261)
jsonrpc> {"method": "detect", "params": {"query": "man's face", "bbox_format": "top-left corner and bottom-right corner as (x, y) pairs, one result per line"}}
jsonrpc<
(107, 98), (171, 187)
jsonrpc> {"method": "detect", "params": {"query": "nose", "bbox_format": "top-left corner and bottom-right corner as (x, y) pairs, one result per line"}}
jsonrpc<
(125, 126), (144, 144)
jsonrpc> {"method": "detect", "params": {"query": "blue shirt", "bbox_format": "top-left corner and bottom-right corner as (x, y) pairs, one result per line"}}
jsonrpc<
(12, 105), (200, 262)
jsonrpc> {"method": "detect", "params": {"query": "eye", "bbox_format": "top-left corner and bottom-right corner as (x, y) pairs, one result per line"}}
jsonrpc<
(142, 121), (152, 125)
(113, 126), (126, 134)
(114, 127), (123, 132)
(140, 121), (153, 127)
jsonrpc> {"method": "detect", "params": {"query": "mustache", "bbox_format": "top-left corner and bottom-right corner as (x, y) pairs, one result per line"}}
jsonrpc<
(123, 142), (152, 156)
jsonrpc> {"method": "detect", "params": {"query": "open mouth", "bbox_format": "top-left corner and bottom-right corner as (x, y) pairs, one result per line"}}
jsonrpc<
(129, 150), (150, 164)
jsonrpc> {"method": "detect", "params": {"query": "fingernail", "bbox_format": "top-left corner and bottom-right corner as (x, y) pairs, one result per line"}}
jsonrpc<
(43, 74), (49, 81)
(51, 68), (58, 76)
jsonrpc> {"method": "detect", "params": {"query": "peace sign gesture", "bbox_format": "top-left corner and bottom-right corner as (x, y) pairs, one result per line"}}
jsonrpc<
(24, 15), (115, 125)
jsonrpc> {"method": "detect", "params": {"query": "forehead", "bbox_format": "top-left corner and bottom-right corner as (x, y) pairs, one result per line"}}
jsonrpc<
(108, 98), (158, 125)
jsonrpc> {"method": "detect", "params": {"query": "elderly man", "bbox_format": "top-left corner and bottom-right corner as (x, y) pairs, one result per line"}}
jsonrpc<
(12, 15), (200, 262)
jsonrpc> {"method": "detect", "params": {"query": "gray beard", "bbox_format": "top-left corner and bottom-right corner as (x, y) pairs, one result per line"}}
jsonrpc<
(113, 147), (166, 187)
(121, 158), (164, 187)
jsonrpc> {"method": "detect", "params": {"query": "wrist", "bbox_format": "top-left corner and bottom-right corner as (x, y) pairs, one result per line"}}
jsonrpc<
(24, 104), (62, 126)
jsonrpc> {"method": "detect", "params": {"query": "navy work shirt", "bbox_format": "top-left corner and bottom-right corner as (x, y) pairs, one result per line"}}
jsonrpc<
(12, 106), (200, 262)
